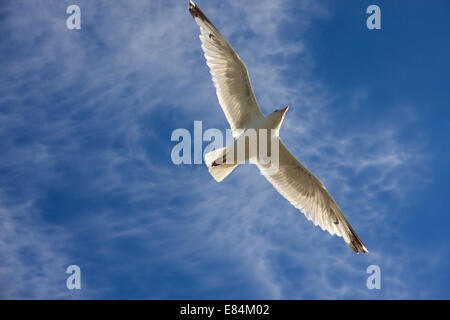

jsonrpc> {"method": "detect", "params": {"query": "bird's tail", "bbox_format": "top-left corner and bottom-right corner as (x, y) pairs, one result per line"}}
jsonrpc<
(204, 146), (238, 182)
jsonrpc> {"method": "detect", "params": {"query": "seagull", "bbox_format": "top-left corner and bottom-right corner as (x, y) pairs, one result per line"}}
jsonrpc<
(189, 1), (368, 253)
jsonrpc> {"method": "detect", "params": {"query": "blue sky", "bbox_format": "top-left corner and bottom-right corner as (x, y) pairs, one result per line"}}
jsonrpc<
(0, 0), (449, 299)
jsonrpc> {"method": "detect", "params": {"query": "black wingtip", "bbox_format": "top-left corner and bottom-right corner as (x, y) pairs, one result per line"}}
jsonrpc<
(348, 232), (368, 254)
(189, 0), (200, 19)
(188, 0), (214, 26)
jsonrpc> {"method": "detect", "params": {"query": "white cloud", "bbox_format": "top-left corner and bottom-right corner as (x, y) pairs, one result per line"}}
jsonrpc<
(0, 198), (88, 298)
(0, 0), (436, 299)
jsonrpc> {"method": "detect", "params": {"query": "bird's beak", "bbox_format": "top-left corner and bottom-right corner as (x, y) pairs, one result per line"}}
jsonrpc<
(282, 105), (289, 114)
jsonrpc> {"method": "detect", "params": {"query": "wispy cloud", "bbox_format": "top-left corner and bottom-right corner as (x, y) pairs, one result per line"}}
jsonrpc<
(0, 0), (442, 299)
(0, 196), (88, 298)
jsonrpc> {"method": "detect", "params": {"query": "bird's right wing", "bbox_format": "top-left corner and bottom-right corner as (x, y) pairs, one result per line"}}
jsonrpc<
(257, 140), (368, 253)
(189, 1), (264, 137)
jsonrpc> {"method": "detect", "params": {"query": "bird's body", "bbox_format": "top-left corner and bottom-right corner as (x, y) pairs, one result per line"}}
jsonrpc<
(189, 1), (368, 253)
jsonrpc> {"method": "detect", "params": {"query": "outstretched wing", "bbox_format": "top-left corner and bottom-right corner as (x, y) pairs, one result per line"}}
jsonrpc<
(257, 140), (368, 253)
(189, 1), (264, 136)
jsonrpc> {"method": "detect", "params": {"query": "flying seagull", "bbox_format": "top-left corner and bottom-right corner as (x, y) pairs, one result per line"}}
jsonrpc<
(189, 1), (368, 253)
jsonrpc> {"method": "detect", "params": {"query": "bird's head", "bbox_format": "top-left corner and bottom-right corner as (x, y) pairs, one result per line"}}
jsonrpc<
(269, 105), (289, 130)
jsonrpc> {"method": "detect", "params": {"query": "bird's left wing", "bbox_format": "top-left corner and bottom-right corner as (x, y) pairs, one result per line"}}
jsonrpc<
(189, 1), (264, 136)
(257, 140), (368, 253)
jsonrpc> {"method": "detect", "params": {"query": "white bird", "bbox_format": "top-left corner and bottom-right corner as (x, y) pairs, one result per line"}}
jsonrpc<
(189, 1), (367, 253)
